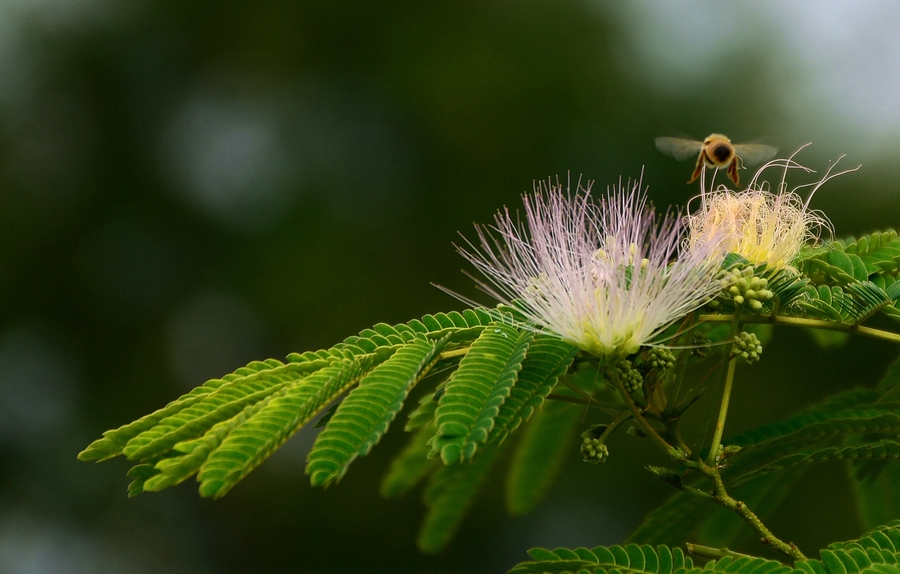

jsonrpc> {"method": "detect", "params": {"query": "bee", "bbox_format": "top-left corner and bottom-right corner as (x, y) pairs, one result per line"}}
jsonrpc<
(655, 133), (777, 186)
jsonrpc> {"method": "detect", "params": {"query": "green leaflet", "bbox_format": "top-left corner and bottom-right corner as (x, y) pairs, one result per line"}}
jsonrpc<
(796, 283), (891, 325)
(488, 335), (579, 446)
(80, 308), (497, 497)
(525, 522), (900, 574)
(135, 383), (296, 494)
(722, 409), (900, 475)
(77, 359), (326, 462)
(430, 324), (533, 464)
(505, 398), (582, 516)
(733, 439), (900, 487)
(627, 470), (801, 549)
(380, 423), (439, 498)
(306, 336), (447, 488)
(722, 384), (889, 451)
(849, 458), (900, 532)
(799, 520), (900, 574)
(121, 362), (315, 461)
(405, 389), (440, 432)
(417, 443), (502, 553)
(833, 231), (900, 277)
(197, 357), (370, 498)
(507, 544), (692, 574)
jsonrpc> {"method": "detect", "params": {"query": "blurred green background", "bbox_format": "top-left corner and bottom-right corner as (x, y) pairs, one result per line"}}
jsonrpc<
(2, 1), (900, 572)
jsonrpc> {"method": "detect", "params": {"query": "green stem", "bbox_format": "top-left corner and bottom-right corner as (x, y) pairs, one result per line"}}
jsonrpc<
(697, 462), (807, 561)
(705, 311), (742, 467)
(608, 368), (674, 456)
(597, 410), (633, 442)
(698, 313), (900, 345)
(685, 544), (756, 561)
(665, 417), (693, 460)
(545, 393), (623, 416)
(662, 346), (692, 419)
(438, 347), (470, 360)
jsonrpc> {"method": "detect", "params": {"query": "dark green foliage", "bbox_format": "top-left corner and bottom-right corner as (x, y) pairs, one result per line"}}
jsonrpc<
(430, 325), (534, 463)
(629, 470), (800, 549)
(850, 458), (900, 532)
(520, 522), (900, 574)
(486, 335), (579, 446)
(80, 310), (496, 497)
(418, 443), (503, 553)
(306, 336), (447, 487)
(508, 544), (692, 574)
(505, 398), (582, 515)
(631, 360), (900, 550)
(380, 423), (440, 498)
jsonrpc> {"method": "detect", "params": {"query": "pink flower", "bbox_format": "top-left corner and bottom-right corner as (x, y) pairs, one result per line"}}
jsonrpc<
(458, 177), (725, 359)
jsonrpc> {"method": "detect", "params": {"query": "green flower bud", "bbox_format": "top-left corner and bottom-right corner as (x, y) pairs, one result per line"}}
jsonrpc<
(580, 438), (609, 464)
(734, 331), (763, 363)
(648, 348), (676, 371)
(715, 265), (774, 311)
(615, 360), (643, 394)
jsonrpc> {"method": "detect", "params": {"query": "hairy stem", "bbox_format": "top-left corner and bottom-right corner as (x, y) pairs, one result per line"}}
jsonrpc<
(697, 462), (807, 561)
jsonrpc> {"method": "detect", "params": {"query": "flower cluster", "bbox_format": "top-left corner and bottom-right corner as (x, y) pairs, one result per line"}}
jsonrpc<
(686, 151), (853, 271)
(456, 150), (853, 362)
(458, 178), (726, 359)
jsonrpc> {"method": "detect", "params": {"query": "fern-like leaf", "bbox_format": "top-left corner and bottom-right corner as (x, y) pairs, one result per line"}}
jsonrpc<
(507, 544), (692, 574)
(417, 444), (502, 553)
(380, 423), (439, 498)
(488, 335), (579, 446)
(306, 336), (447, 487)
(431, 324), (533, 463)
(628, 470), (801, 549)
(197, 357), (370, 498)
(136, 383), (298, 494)
(796, 283), (891, 325)
(733, 439), (900, 486)
(505, 398), (582, 516)
(78, 359), (329, 462)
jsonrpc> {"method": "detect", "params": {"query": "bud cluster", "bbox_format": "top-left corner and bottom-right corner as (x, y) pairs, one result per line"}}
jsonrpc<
(709, 266), (774, 311)
(647, 348), (676, 371)
(580, 438), (609, 464)
(615, 360), (643, 393)
(734, 331), (763, 363)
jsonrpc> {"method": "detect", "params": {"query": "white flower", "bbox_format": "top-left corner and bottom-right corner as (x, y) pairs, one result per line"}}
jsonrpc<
(458, 177), (726, 359)
(686, 148), (856, 270)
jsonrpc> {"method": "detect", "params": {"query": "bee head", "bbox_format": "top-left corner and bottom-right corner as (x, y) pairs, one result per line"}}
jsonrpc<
(710, 142), (733, 163)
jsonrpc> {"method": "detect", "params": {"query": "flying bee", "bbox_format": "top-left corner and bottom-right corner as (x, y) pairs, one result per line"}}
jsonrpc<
(655, 133), (777, 186)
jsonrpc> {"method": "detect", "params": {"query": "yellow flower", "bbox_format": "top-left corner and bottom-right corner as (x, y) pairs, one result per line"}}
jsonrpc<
(686, 150), (855, 270)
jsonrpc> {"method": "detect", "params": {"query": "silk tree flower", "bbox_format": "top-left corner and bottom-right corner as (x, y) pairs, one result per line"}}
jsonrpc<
(457, 177), (726, 359)
(685, 150), (855, 270)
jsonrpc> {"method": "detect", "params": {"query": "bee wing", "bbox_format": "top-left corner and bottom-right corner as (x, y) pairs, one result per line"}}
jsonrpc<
(655, 137), (703, 161)
(733, 143), (777, 166)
